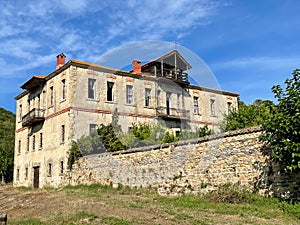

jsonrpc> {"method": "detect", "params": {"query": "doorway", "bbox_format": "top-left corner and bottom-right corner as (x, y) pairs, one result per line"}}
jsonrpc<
(33, 166), (40, 188)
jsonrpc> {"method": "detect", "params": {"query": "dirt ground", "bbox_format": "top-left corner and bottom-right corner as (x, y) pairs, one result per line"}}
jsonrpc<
(0, 185), (187, 224)
(0, 185), (298, 225)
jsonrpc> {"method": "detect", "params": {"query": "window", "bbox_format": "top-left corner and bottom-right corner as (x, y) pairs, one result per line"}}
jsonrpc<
(88, 78), (96, 99)
(43, 90), (46, 108)
(61, 125), (65, 143)
(27, 136), (29, 152)
(62, 79), (66, 100)
(210, 99), (215, 116)
(16, 169), (20, 180)
(19, 104), (22, 121)
(193, 97), (199, 114)
(32, 135), (35, 151)
(177, 94), (181, 109)
(60, 161), (64, 174)
(25, 166), (28, 179)
(145, 88), (151, 106)
(107, 82), (114, 101)
(50, 86), (54, 105)
(157, 90), (161, 107)
(227, 102), (232, 113)
(48, 163), (52, 176)
(37, 94), (41, 109)
(18, 140), (21, 154)
(39, 133), (43, 149)
(128, 127), (133, 133)
(89, 124), (97, 133)
(126, 85), (133, 104)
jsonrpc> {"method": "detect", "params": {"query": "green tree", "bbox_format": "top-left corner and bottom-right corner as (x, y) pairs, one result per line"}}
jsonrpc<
(221, 99), (274, 132)
(0, 108), (15, 183)
(67, 141), (82, 170)
(261, 69), (300, 173)
(97, 123), (127, 152)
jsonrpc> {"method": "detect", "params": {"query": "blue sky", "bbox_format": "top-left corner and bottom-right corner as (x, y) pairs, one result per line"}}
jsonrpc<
(1, 0), (300, 113)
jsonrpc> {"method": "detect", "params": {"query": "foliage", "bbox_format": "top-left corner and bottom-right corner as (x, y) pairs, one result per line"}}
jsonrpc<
(77, 130), (105, 155)
(279, 201), (300, 219)
(77, 114), (213, 153)
(197, 125), (214, 137)
(261, 69), (300, 173)
(120, 122), (178, 148)
(96, 109), (128, 152)
(121, 122), (154, 148)
(97, 123), (128, 152)
(0, 108), (15, 183)
(130, 122), (151, 140)
(221, 99), (275, 132)
(162, 131), (179, 143)
(204, 183), (258, 204)
(180, 125), (213, 140)
(120, 122), (214, 148)
(67, 141), (82, 170)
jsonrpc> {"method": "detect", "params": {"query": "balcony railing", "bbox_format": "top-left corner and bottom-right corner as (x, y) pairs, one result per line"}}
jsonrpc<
(157, 69), (189, 83)
(156, 107), (190, 120)
(22, 108), (45, 127)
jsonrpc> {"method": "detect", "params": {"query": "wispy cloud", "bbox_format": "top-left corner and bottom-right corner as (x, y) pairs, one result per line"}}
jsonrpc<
(0, 0), (222, 81)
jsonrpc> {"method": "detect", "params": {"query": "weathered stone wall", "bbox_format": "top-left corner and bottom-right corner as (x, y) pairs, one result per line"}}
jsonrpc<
(60, 126), (300, 200)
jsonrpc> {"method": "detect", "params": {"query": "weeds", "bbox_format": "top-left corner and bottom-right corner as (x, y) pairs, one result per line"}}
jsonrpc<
(204, 184), (258, 204)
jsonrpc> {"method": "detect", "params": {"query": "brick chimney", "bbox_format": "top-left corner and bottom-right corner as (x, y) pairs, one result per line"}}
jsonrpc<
(132, 60), (141, 75)
(56, 53), (66, 70)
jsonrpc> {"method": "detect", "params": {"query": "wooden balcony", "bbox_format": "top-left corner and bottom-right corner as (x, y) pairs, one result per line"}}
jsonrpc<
(156, 107), (190, 120)
(22, 108), (45, 127)
(157, 69), (189, 84)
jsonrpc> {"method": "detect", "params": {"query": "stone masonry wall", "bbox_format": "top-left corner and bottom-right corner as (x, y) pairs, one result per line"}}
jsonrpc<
(60, 126), (300, 199)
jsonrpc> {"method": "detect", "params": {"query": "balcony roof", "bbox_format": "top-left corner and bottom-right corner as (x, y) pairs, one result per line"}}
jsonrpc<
(20, 76), (46, 90)
(142, 50), (192, 71)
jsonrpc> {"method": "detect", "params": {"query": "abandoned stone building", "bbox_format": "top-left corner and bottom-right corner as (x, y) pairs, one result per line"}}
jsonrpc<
(14, 50), (239, 188)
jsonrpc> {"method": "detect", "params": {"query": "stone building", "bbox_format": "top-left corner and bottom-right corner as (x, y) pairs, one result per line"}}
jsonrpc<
(14, 50), (239, 188)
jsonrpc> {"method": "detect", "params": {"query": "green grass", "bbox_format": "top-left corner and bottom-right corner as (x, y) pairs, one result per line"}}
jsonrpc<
(101, 216), (133, 225)
(8, 183), (300, 225)
(12, 211), (99, 225)
(155, 185), (300, 223)
(13, 218), (46, 225)
(64, 183), (156, 198)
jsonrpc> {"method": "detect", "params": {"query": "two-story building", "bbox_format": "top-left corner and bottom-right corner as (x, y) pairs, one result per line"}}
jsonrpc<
(14, 50), (239, 188)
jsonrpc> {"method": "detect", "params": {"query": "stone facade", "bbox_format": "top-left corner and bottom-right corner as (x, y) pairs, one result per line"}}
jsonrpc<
(60, 126), (300, 200)
(14, 50), (239, 188)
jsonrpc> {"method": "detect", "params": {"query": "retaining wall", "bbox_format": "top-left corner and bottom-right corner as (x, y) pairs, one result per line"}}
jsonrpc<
(60, 126), (300, 199)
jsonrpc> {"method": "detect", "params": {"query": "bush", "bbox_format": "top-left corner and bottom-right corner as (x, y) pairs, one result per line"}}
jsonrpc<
(204, 184), (257, 204)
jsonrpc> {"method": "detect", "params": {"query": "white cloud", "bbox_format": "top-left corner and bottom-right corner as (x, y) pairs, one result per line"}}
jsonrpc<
(0, 0), (224, 82)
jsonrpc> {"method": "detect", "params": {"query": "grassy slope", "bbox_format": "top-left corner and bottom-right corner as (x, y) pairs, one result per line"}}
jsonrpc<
(1, 184), (299, 225)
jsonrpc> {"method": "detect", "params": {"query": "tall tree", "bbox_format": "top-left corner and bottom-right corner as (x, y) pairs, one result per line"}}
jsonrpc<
(0, 108), (15, 183)
(261, 69), (300, 173)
